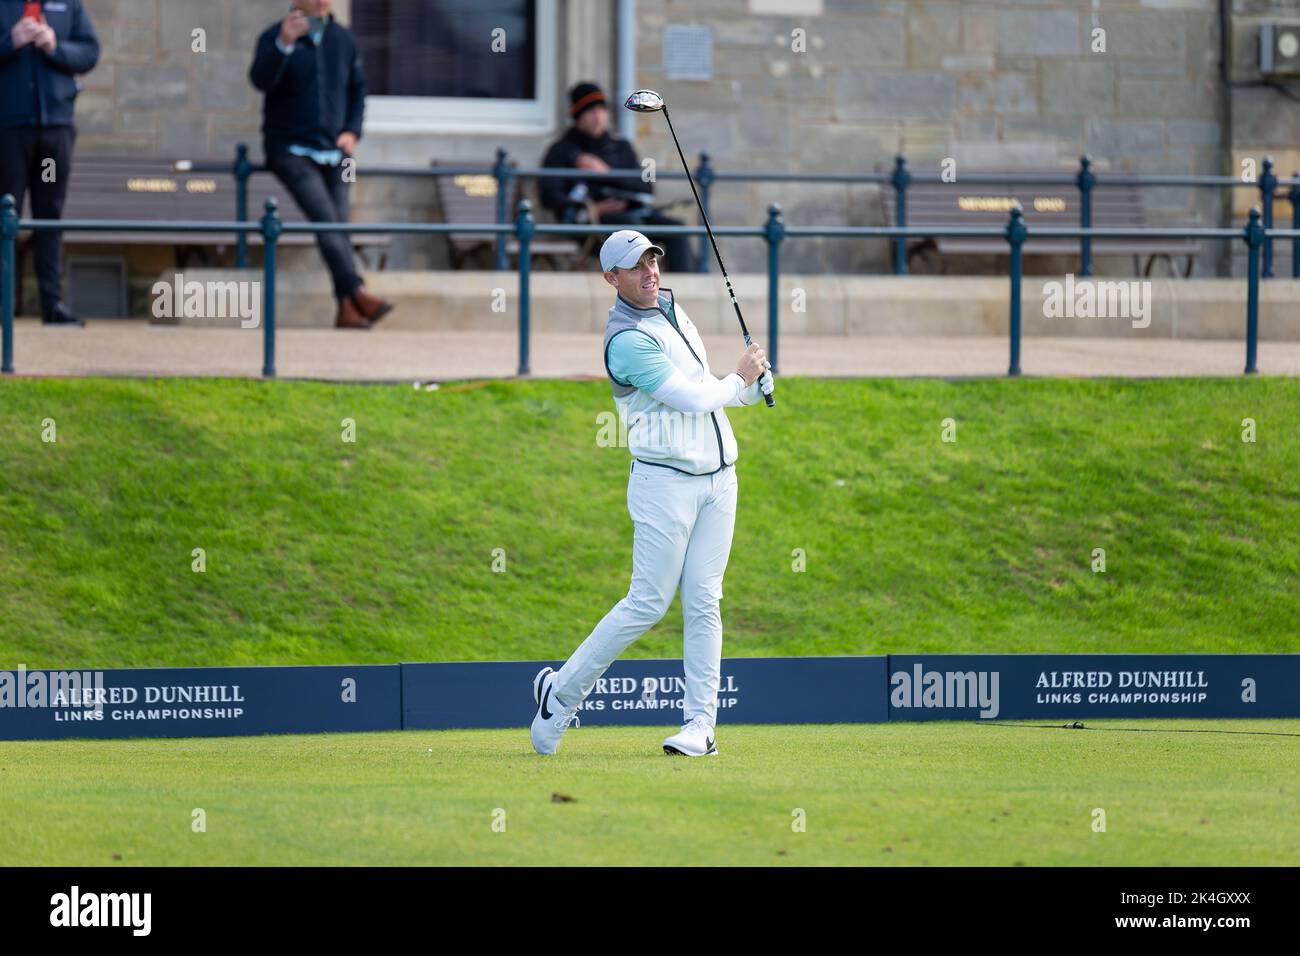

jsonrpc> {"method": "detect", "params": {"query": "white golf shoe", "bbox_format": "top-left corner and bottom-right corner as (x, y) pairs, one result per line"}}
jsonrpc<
(663, 715), (717, 757)
(530, 667), (580, 756)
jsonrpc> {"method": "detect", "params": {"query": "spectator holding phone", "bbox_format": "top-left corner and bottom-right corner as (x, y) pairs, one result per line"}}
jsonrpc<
(249, 0), (391, 330)
(0, 0), (100, 326)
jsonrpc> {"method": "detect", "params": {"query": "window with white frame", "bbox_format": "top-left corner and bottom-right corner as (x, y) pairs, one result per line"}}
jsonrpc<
(353, 0), (556, 134)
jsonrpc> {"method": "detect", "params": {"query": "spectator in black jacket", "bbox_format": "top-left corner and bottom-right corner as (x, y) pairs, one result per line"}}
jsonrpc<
(0, 0), (99, 326)
(249, 0), (391, 330)
(541, 82), (694, 272)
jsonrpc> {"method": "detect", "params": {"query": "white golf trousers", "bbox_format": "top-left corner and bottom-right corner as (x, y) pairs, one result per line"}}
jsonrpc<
(553, 460), (738, 727)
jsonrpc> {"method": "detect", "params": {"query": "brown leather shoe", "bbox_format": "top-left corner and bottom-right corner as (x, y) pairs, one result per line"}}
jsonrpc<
(335, 296), (371, 329)
(351, 285), (394, 326)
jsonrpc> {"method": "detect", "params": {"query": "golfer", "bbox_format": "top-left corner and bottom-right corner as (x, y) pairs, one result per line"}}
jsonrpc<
(531, 230), (773, 757)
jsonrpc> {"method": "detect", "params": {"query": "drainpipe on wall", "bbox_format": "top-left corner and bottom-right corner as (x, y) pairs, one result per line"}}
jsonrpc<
(1218, 0), (1233, 277)
(616, 0), (636, 140)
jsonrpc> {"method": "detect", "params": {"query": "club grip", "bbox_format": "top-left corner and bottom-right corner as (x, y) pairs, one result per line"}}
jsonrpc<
(763, 389), (776, 408)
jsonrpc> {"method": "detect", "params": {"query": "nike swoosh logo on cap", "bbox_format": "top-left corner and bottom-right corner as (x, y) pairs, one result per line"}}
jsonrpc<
(627, 237), (636, 242)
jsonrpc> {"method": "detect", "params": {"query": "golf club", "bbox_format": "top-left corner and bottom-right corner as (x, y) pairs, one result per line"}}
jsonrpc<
(624, 89), (776, 408)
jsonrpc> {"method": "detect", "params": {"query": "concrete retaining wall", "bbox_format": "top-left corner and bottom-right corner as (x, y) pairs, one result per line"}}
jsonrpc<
(160, 269), (1300, 341)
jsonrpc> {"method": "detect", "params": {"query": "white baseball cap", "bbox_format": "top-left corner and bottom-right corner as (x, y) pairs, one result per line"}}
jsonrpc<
(599, 230), (665, 272)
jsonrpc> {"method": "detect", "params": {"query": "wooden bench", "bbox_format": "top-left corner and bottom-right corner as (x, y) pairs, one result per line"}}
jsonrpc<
(11, 153), (390, 314)
(432, 162), (598, 270)
(884, 177), (1200, 276)
(16, 153), (388, 267)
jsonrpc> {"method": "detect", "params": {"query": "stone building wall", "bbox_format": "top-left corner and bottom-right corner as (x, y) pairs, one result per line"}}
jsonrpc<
(631, 0), (1233, 275)
(36, 0), (1300, 299)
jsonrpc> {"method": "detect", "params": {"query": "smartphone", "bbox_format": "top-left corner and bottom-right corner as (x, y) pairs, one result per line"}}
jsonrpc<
(23, 2), (44, 22)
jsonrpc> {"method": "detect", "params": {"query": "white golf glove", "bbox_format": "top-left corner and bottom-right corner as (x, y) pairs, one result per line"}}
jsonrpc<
(758, 369), (774, 396)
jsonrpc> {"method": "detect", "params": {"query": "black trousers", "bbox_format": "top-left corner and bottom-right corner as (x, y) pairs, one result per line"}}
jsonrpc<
(267, 152), (362, 301)
(0, 125), (75, 314)
(600, 209), (697, 274)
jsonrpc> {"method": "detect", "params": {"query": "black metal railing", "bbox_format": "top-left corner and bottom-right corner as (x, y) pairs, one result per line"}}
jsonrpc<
(1, 194), (1282, 381)
(180, 145), (1299, 278)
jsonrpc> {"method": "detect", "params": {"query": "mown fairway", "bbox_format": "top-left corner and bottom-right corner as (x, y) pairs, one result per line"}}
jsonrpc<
(2, 721), (1297, 866)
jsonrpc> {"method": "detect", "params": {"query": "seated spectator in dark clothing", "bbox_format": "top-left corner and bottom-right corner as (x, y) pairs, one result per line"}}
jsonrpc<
(541, 82), (695, 273)
(249, 0), (391, 330)
(0, 0), (100, 327)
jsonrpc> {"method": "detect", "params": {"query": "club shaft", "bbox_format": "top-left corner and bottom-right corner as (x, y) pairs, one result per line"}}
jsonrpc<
(661, 106), (750, 340)
(659, 103), (773, 408)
